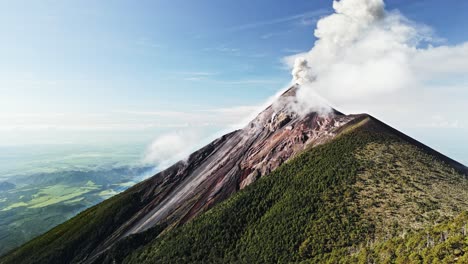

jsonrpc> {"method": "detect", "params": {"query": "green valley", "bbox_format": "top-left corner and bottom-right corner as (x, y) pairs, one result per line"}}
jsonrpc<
(0, 166), (152, 256)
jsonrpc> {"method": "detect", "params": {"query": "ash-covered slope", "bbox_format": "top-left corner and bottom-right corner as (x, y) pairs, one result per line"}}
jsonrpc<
(121, 88), (356, 235)
(87, 87), (359, 262)
(0, 86), (362, 264)
(1, 87), (467, 264)
(124, 116), (468, 264)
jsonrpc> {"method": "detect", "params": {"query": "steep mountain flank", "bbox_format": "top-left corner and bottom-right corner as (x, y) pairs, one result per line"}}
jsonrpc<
(123, 116), (468, 264)
(1, 88), (467, 264)
(0, 87), (362, 264)
(343, 212), (468, 263)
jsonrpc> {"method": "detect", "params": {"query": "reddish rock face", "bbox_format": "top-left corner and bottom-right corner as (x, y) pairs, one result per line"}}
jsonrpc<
(85, 87), (361, 262)
(127, 87), (358, 232)
(83, 86), (468, 263)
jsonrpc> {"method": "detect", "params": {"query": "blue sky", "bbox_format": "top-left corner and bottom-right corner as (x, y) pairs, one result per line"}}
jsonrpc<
(0, 0), (467, 165)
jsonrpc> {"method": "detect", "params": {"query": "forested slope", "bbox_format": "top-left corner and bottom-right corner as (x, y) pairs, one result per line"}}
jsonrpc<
(123, 117), (468, 263)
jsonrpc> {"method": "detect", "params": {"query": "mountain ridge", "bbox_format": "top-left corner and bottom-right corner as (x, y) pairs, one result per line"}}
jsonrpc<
(84, 86), (363, 263)
(123, 114), (468, 263)
(1, 87), (467, 264)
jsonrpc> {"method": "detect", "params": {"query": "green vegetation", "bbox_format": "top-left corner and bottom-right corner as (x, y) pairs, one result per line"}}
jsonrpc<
(99, 189), (119, 198)
(354, 141), (468, 239)
(63, 197), (85, 204)
(2, 118), (467, 264)
(0, 176), (152, 264)
(26, 182), (100, 209)
(123, 119), (467, 264)
(114, 181), (137, 188)
(343, 212), (468, 263)
(1, 202), (28, 211)
(0, 166), (150, 257)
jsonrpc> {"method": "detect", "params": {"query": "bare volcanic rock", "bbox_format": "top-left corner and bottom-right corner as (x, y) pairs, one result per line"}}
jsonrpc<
(83, 86), (361, 262)
(3, 86), (467, 264)
(127, 87), (357, 233)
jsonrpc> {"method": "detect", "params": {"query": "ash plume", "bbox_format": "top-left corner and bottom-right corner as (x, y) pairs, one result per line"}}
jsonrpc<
(285, 0), (468, 117)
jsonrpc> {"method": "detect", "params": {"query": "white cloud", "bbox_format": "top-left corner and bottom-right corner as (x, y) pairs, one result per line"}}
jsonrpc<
(0, 104), (261, 133)
(143, 130), (204, 169)
(412, 43), (468, 76)
(120, 105), (258, 127)
(282, 0), (468, 129)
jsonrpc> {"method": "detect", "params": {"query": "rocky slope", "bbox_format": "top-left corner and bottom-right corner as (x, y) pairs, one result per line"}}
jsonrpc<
(124, 115), (468, 264)
(85, 86), (361, 262)
(1, 86), (466, 264)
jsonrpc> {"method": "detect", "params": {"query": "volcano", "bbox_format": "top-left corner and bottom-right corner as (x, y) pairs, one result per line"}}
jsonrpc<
(2, 86), (467, 264)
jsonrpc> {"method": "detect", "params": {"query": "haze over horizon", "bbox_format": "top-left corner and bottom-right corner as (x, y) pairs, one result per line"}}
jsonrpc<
(1, 0), (468, 168)
(1, 1), (468, 262)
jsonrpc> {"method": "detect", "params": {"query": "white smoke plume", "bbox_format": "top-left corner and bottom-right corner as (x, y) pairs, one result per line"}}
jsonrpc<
(144, 0), (468, 169)
(286, 0), (468, 116)
(143, 130), (205, 169)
